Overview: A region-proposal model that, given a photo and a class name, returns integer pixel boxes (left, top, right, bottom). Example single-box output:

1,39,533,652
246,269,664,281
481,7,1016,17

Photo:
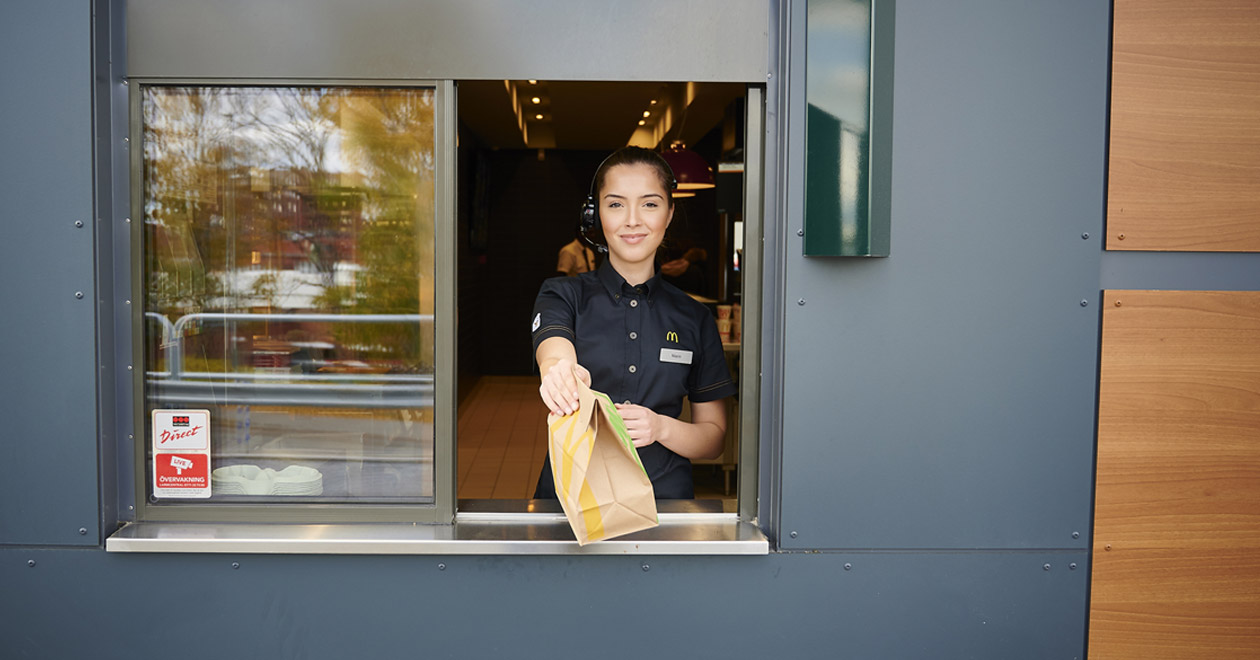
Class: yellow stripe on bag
578,480,604,541
558,415,578,493
563,427,593,501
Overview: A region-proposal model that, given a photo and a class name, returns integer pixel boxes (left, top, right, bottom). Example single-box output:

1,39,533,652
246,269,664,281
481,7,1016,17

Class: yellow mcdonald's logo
666,331,679,343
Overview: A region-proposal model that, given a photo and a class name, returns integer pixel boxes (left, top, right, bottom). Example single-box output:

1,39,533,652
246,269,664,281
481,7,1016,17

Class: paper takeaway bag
548,382,658,545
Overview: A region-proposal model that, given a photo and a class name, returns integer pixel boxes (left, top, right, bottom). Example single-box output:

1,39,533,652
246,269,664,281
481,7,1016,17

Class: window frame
128,78,457,524
111,78,768,553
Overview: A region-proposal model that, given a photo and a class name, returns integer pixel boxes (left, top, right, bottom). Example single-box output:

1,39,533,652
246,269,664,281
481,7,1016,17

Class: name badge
660,348,693,365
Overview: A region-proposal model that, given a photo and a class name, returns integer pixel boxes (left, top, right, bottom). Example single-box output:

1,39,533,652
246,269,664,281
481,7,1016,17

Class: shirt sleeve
687,308,737,403
531,276,578,352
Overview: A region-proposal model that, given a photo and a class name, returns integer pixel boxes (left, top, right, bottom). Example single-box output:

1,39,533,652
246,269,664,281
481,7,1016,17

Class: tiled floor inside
456,376,732,500
457,376,551,500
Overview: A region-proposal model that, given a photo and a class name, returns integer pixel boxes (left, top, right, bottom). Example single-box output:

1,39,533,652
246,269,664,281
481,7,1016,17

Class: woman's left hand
614,403,664,448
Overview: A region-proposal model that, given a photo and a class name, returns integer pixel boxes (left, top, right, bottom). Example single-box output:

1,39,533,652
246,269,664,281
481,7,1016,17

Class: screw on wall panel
1072,531,1080,539
1115,301,1122,307
231,562,240,569
128,434,134,440
797,299,805,306
642,564,650,572
1117,234,1125,240
79,528,87,535
1105,544,1112,551
1081,232,1089,240
122,79,128,85
123,137,129,143
843,563,852,571
125,217,131,223
75,291,84,299
1080,299,1088,307
125,300,131,305
75,220,84,228
127,365,133,371
438,563,446,571
767,72,773,79
128,505,134,511
1069,563,1078,570
1043,563,1052,571
27,560,36,567
789,531,798,538
797,229,804,236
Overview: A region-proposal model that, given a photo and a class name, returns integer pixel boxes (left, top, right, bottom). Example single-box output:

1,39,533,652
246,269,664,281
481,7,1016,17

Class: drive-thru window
104,0,797,552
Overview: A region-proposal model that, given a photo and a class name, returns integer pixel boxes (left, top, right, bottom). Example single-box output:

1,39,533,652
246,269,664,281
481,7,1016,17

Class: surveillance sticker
152,409,212,498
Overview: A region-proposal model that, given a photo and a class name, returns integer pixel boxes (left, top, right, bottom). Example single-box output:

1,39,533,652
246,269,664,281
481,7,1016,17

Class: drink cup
716,318,732,342
716,304,732,320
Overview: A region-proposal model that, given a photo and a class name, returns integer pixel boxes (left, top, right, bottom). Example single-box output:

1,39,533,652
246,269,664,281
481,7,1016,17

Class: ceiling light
535,114,544,120
531,97,541,105
638,120,646,126
650,99,657,105
672,191,696,198
528,80,537,84
643,111,651,118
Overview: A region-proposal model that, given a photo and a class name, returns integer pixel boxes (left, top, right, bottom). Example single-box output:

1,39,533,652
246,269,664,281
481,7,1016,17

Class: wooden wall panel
1091,290,1260,659
1107,0,1260,251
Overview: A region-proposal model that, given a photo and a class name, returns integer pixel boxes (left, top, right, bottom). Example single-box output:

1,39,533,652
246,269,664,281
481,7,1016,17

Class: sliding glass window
138,85,440,514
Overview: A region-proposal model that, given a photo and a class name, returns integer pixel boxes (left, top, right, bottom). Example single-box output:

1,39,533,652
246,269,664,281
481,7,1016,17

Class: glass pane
142,85,436,504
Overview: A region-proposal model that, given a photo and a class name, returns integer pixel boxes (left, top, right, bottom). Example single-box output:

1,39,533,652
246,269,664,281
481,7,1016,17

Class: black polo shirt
530,260,736,499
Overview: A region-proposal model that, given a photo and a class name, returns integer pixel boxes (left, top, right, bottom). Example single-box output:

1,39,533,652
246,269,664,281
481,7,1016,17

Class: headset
577,148,677,254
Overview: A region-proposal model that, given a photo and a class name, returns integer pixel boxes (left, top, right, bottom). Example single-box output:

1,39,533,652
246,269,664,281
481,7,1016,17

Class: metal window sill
106,513,768,555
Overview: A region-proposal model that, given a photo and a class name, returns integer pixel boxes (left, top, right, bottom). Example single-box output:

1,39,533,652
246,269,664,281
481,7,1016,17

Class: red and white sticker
152,409,211,498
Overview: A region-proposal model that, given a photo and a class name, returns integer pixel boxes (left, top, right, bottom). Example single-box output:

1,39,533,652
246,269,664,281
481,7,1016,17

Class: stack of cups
716,304,733,343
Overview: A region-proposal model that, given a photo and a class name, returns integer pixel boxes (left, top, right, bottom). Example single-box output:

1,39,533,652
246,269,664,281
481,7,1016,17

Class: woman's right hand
539,358,591,416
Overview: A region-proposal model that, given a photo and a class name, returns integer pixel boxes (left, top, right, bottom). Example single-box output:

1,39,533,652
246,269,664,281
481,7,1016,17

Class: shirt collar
597,260,659,302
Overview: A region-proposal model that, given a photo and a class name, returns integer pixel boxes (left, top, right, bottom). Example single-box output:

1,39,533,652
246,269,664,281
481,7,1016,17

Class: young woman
530,146,736,499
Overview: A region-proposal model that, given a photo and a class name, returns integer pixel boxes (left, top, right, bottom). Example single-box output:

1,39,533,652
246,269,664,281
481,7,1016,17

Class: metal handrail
167,312,433,377
147,312,436,409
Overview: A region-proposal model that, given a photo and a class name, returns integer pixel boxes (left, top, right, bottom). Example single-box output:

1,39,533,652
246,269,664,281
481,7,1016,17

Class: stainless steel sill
106,501,768,555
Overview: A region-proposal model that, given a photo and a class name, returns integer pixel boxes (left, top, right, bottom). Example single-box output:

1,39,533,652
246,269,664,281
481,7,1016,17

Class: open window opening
453,80,753,514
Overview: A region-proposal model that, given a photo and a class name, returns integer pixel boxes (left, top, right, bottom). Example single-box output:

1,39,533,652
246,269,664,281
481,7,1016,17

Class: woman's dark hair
592,146,677,207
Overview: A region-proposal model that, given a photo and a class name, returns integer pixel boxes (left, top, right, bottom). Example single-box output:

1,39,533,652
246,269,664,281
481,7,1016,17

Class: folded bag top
547,381,659,545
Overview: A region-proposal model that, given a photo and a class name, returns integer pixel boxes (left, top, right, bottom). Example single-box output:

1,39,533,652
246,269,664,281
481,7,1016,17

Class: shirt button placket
625,291,642,403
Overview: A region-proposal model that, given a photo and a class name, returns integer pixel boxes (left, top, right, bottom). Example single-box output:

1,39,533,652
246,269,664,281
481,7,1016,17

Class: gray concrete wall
1,1,1108,658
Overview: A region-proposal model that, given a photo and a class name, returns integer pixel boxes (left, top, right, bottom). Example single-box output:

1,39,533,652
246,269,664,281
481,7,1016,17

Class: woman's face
598,162,674,270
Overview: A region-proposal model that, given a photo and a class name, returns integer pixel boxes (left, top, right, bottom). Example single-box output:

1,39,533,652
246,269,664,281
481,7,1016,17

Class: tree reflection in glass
142,86,436,504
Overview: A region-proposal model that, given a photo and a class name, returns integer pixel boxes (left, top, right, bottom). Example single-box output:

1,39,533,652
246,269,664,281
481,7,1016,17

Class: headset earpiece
578,194,605,253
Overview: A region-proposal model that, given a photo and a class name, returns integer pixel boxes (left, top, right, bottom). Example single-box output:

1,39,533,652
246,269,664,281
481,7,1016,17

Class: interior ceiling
458,80,745,151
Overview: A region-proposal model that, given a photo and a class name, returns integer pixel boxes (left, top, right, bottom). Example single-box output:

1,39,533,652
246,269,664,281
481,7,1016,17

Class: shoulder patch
531,312,541,332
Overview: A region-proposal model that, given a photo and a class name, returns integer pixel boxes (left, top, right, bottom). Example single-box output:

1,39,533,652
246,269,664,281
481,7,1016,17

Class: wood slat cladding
1091,290,1260,659
1107,0,1260,251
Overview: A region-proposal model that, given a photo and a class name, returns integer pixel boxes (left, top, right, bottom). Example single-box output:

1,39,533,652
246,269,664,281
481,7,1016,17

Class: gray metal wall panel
0,0,100,546
0,548,1088,660
1101,251,1260,291
126,0,770,83
777,0,1109,550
